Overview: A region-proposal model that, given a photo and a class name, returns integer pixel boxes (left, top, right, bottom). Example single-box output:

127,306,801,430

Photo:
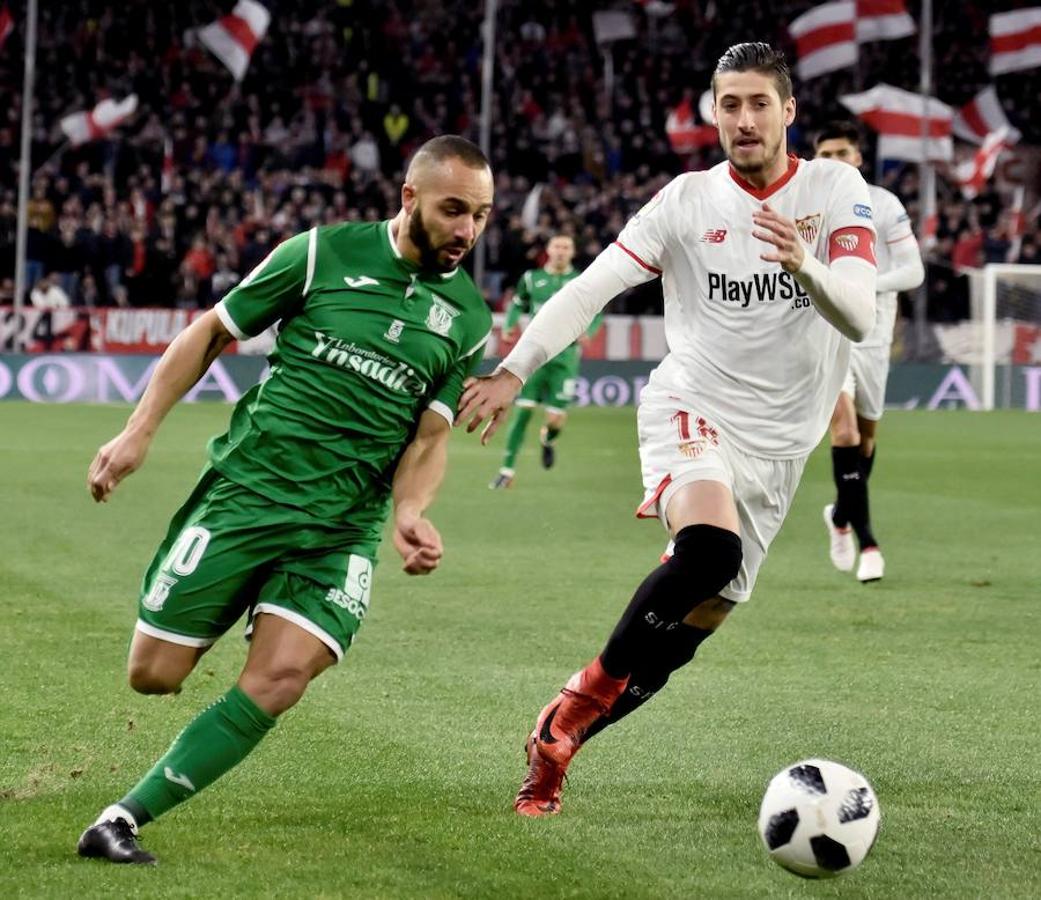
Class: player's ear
401,182,418,215
783,97,796,128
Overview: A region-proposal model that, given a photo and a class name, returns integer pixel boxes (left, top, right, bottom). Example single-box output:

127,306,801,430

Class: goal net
941,264,1041,409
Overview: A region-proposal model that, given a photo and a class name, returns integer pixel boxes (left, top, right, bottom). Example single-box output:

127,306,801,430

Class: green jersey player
77,136,494,865
490,234,603,489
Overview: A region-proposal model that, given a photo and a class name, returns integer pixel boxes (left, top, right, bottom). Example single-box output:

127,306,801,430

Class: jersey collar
384,219,460,279
728,154,800,201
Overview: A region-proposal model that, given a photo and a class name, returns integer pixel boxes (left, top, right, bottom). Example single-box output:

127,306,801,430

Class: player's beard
727,131,784,177
409,206,470,273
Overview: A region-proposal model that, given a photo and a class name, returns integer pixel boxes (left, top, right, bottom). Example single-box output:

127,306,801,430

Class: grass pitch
1,402,1039,899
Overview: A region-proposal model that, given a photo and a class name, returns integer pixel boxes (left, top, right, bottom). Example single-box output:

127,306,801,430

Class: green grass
1,402,1039,898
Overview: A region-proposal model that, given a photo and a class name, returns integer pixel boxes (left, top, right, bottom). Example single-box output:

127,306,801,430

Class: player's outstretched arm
87,310,235,503
391,410,450,575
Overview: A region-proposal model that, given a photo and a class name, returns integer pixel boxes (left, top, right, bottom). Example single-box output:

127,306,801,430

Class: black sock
599,524,742,679
543,425,560,445
583,624,713,742
831,446,862,529
860,447,876,481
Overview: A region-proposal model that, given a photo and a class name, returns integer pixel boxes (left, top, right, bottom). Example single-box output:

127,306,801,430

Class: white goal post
964,264,1041,410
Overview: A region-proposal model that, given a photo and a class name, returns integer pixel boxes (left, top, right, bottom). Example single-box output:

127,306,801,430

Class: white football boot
823,504,856,572
856,547,885,583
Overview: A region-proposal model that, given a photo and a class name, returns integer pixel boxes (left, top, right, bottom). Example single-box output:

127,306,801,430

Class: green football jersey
210,220,491,525
505,267,602,352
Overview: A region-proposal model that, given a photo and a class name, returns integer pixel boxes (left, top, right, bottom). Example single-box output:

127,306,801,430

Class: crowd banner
0,354,1038,410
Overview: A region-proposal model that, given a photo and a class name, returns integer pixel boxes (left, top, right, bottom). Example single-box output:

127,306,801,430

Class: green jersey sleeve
428,333,490,424
216,229,313,339
586,312,604,339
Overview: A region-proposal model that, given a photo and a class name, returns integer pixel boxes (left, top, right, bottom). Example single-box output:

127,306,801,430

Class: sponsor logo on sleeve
854,204,872,219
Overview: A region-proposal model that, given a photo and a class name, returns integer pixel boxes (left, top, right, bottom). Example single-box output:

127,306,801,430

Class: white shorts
842,342,891,422
635,393,807,603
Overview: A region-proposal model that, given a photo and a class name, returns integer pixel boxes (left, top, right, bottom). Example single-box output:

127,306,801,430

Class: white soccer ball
757,758,880,879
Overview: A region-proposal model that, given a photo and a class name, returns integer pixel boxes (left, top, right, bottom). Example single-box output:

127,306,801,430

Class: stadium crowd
0,0,1038,324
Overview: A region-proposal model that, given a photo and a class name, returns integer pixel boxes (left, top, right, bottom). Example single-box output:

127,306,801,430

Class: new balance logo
345,275,380,288
164,767,196,792
700,229,727,243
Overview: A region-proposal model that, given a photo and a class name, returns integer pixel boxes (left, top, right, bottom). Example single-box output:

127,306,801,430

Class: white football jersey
862,183,915,349
607,156,876,459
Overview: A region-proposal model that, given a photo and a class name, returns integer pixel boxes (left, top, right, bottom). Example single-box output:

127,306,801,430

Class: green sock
121,685,276,823
502,406,533,469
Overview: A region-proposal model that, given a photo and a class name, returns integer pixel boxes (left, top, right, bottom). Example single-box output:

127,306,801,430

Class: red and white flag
665,95,716,153
856,0,915,42
199,0,270,82
840,83,953,161
789,1,857,80
59,95,139,146
990,7,1041,75
954,127,1011,200
953,87,1021,146
0,5,13,53
789,1,915,80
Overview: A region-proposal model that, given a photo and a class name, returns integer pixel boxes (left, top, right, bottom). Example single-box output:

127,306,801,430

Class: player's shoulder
866,183,909,218
801,157,868,190
317,219,384,245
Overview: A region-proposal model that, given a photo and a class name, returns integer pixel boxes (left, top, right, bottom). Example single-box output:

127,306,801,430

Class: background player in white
457,43,878,817
815,121,925,583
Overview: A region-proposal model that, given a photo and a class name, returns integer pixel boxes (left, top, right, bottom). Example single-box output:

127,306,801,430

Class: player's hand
455,369,523,445
393,510,444,575
753,203,805,273
87,428,151,503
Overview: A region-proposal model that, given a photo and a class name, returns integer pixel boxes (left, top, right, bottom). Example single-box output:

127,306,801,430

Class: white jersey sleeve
874,188,923,295
607,176,692,277
793,164,877,341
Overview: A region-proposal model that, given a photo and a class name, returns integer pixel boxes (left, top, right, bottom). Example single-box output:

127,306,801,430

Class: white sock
93,803,138,834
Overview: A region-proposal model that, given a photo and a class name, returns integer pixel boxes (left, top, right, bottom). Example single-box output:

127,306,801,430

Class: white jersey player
815,121,924,584
458,43,878,818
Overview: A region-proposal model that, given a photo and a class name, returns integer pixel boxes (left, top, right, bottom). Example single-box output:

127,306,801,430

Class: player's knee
832,421,860,447
239,665,312,716
127,659,184,695
667,524,743,599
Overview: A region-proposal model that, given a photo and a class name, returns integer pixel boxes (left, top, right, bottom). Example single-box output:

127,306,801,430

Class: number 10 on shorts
143,526,212,612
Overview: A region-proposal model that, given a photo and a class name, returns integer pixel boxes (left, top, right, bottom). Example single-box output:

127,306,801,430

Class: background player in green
76,136,494,865
490,234,602,489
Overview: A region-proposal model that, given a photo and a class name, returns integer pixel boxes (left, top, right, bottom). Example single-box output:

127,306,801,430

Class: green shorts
516,348,580,412
136,468,380,662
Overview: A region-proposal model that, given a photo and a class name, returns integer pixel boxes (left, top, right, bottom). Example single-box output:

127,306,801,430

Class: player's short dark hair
411,135,490,172
814,120,862,150
712,42,792,101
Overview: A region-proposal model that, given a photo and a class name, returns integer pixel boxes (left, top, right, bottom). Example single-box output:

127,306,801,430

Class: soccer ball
757,758,880,879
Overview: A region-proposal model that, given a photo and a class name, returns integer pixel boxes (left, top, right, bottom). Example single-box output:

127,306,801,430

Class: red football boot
514,657,628,816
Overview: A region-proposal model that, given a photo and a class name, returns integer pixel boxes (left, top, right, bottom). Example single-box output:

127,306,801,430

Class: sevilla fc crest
795,213,821,243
